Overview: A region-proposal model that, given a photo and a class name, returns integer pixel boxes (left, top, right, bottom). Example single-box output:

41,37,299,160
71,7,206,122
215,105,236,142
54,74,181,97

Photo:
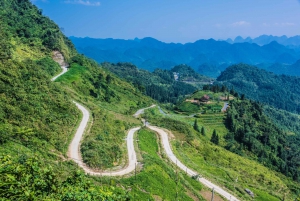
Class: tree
193,119,200,132
211,129,219,145
201,126,206,136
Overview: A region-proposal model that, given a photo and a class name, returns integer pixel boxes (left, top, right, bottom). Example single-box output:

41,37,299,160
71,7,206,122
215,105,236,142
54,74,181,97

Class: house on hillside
200,95,210,102
173,72,179,81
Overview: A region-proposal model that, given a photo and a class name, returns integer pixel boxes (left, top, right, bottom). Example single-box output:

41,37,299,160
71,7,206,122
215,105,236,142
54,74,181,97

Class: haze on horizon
32,0,300,43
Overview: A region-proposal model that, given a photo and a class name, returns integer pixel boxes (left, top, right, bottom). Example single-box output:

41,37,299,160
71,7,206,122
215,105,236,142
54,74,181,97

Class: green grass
177,101,200,113
252,189,281,201
172,135,296,200
142,105,300,200
120,128,205,201
146,106,228,141
55,63,87,83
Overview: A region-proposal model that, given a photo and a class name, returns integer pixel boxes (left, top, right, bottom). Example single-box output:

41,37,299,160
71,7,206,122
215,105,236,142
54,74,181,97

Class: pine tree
201,126,206,136
211,129,219,145
193,119,200,132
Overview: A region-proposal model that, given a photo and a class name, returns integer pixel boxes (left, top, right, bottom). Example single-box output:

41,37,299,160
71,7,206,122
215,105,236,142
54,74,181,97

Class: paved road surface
67,103,141,176
51,63,239,200
133,104,156,117
147,125,240,201
51,65,68,81
221,102,229,112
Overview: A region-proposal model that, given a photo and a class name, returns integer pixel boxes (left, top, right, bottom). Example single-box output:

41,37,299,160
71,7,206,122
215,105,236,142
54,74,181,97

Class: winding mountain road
51,65,68,81
51,56,239,200
147,126,240,201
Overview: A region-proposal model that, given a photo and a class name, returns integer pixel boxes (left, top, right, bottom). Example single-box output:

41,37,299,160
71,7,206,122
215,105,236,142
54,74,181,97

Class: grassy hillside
143,107,300,200
0,0,151,199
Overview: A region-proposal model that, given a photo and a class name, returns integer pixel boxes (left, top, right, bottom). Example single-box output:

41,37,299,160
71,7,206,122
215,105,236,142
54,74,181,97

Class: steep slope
217,63,300,113
0,0,150,199
2,2,215,200
143,106,300,200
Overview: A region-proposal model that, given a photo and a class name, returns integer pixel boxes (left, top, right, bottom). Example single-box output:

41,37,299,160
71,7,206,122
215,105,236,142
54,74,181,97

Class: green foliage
0,155,129,200
170,64,210,82
201,126,206,136
144,109,196,143
81,109,138,169
0,0,76,60
225,99,300,181
121,128,203,201
193,119,200,132
217,63,300,113
0,0,150,199
57,56,152,114
0,23,13,61
103,62,200,103
210,129,219,145
172,132,299,200
55,63,87,83
264,106,300,134
0,58,79,152
176,101,200,114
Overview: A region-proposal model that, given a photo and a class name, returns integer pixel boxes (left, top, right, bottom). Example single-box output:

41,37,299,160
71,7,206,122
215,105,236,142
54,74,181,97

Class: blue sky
32,0,300,43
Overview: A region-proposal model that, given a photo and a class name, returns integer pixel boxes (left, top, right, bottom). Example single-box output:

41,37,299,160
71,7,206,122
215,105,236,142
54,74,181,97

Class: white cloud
262,22,296,27
279,22,295,26
230,21,250,27
64,0,100,6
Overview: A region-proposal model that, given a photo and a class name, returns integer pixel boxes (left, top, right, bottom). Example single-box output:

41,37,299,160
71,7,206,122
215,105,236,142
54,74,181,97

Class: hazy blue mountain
256,59,300,76
227,35,300,48
70,36,300,77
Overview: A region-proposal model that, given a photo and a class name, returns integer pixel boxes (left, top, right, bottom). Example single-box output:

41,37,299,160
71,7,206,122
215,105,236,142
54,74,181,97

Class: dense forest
225,99,300,182
217,63,300,113
103,62,207,103
201,84,300,182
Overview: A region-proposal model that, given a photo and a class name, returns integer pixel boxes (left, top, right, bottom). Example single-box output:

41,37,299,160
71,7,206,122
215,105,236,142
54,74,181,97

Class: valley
1,0,300,201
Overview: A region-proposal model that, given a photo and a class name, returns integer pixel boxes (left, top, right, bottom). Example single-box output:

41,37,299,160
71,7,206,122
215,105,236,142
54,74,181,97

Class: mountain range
70,36,300,77
225,35,300,48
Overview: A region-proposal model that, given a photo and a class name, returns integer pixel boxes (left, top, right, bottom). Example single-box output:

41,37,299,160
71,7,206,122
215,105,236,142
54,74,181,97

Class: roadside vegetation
143,95,300,200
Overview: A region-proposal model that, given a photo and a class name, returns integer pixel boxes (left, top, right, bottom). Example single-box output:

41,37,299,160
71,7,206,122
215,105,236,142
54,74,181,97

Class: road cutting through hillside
147,125,240,201
51,57,239,200
67,101,240,200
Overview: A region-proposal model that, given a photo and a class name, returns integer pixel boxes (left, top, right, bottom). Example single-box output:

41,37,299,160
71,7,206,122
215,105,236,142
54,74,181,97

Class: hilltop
217,63,300,113
103,62,211,103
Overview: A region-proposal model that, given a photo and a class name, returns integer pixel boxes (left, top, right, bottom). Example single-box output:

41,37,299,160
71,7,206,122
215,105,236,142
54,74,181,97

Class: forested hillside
225,99,300,182
217,63,300,113
103,62,210,103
